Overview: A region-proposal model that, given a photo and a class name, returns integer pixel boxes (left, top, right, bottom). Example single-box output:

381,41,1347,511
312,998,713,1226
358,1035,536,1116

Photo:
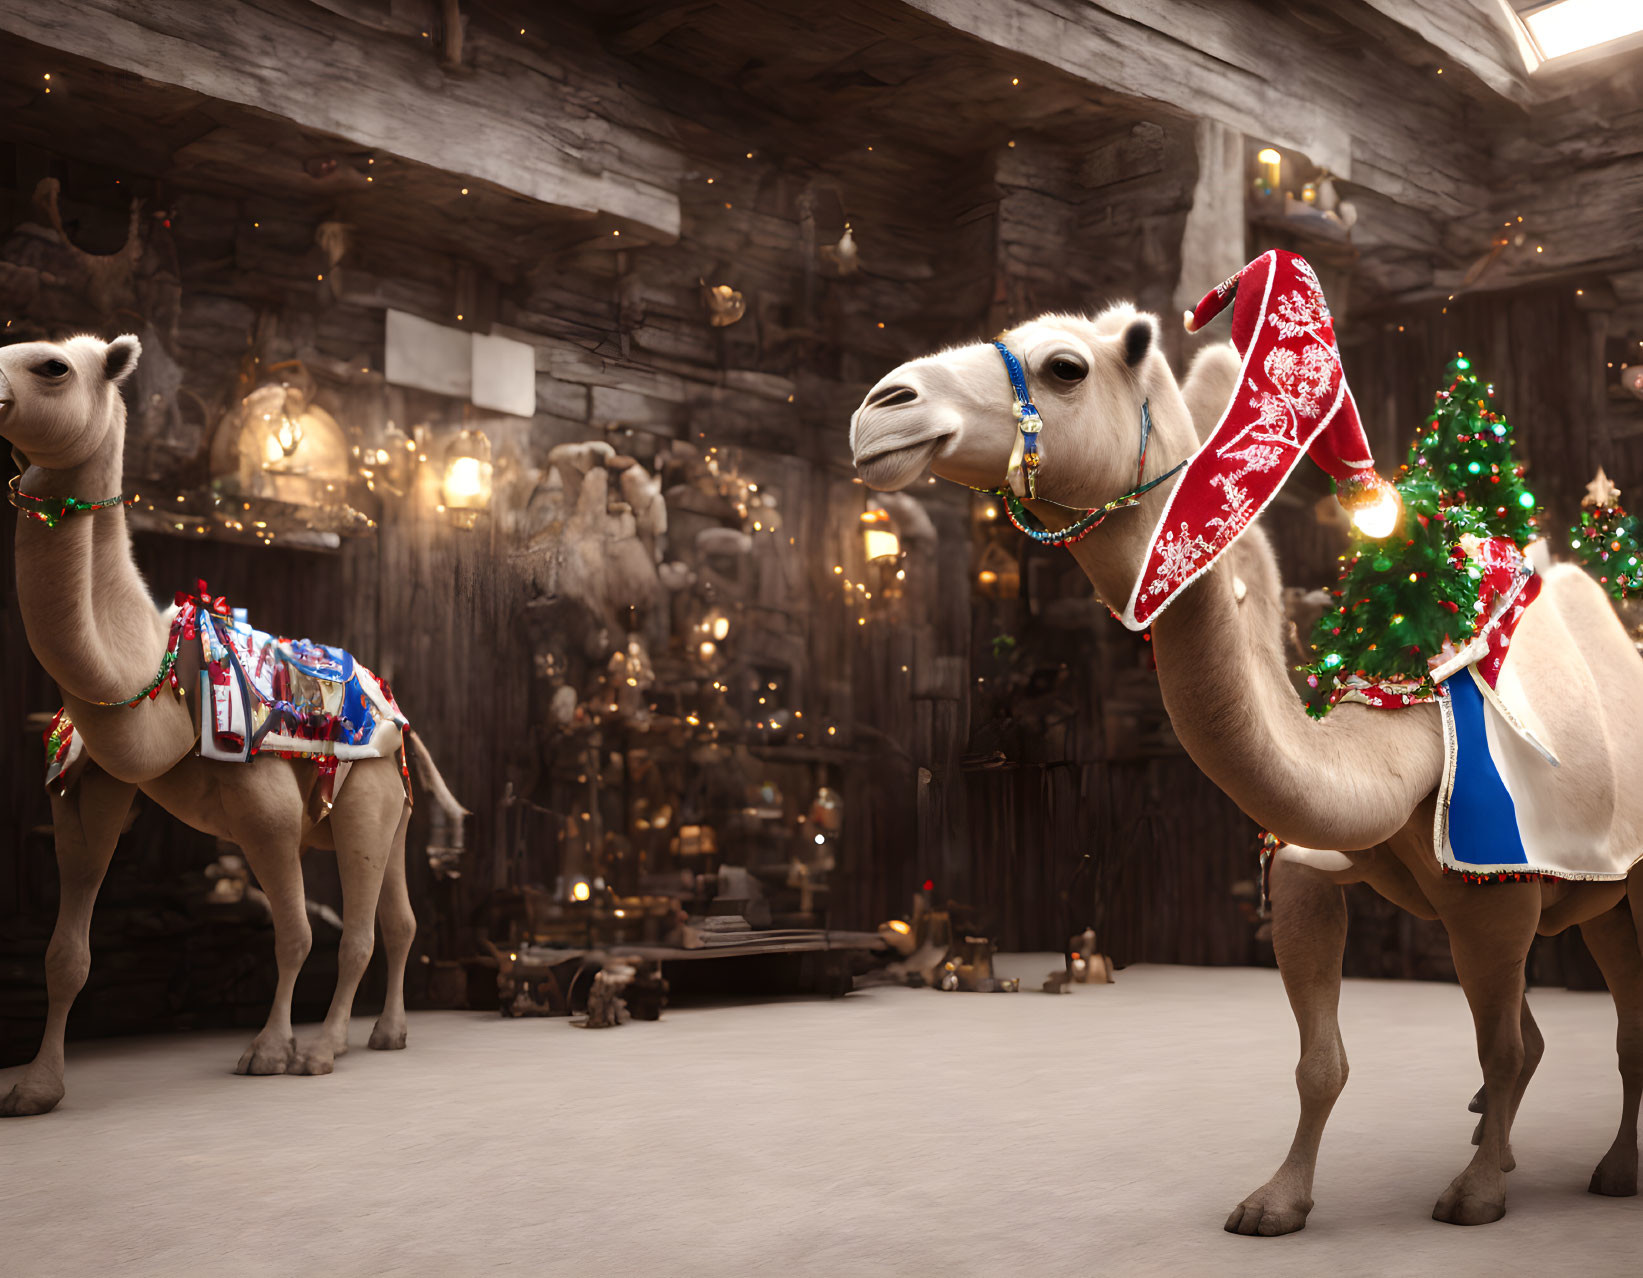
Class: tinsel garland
1301,356,1539,717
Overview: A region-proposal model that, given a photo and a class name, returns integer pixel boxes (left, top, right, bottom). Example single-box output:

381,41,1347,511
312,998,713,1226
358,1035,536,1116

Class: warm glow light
711,615,730,641
572,881,591,902
445,457,487,503
1256,147,1282,188
441,428,493,521
887,919,911,934
863,528,900,560
1351,487,1403,539
1524,0,1643,61
698,640,717,660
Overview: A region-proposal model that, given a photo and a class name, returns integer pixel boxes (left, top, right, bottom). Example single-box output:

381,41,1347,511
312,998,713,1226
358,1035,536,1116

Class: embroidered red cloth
1124,250,1379,629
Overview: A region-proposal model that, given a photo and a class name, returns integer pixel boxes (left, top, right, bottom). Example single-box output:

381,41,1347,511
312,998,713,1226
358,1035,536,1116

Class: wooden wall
5,0,1636,1066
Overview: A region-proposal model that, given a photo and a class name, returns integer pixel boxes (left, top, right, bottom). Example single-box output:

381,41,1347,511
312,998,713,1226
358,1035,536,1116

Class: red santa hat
1120,249,1397,630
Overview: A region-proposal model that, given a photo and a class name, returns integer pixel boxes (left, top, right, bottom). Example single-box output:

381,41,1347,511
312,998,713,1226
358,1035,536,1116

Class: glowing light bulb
1350,486,1401,539
572,881,591,902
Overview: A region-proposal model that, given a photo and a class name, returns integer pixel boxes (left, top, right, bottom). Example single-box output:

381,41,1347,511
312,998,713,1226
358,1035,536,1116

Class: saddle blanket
42,584,407,799
191,589,406,765
1310,540,1626,882
1435,666,1622,881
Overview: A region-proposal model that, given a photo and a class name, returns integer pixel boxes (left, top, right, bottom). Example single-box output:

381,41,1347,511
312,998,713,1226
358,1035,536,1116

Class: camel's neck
13,423,169,704
1066,514,1442,850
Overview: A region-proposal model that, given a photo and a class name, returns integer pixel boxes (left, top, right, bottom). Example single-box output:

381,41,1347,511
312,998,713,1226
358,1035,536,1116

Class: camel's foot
1432,1162,1507,1225
1589,1143,1638,1197
234,1030,296,1076
368,1016,408,1051
0,1065,65,1117
1224,1178,1313,1237
290,1034,346,1077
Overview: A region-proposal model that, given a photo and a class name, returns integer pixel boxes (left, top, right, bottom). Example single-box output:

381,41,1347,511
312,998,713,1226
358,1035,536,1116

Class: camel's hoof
1433,1175,1506,1226
1589,1149,1638,1197
368,1021,407,1051
234,1032,296,1076
289,1045,336,1077
0,1073,65,1117
1224,1188,1311,1236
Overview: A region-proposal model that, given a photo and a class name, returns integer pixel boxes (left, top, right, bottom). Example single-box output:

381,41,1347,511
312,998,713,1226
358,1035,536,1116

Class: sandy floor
2,960,1639,1277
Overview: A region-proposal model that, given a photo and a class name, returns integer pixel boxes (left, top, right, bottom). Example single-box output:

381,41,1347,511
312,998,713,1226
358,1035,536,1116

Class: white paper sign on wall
471,331,537,419
385,309,471,400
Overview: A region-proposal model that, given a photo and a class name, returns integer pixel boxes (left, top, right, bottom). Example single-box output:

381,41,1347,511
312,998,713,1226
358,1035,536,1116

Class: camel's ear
104,334,141,385
1122,317,1154,368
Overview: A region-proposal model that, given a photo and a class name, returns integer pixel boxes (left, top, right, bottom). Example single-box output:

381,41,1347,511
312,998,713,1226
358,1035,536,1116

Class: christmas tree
1301,355,1539,716
1568,467,1643,600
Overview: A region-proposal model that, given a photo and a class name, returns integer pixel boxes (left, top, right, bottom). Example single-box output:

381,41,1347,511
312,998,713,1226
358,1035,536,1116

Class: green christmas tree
1301,355,1539,716
1568,468,1643,600
1416,356,1538,545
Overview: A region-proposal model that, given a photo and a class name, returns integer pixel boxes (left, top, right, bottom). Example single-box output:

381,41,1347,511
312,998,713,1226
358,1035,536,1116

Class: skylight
1520,0,1643,62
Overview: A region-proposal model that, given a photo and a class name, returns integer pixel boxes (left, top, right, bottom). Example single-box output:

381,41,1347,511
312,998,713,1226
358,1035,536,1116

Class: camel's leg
232,813,312,1077
1468,993,1543,1168
368,806,415,1052
1225,856,1347,1237
1,768,135,1117
1432,884,1539,1225
292,765,401,1075
1580,903,1643,1197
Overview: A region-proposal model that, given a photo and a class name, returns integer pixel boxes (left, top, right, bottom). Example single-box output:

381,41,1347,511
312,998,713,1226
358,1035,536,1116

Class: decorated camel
0,333,465,1117
849,254,1643,1231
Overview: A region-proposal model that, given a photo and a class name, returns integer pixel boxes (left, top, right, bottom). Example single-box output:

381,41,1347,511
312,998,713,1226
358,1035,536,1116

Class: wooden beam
1355,0,1534,105
1174,119,1245,333
899,0,1491,211
0,0,682,240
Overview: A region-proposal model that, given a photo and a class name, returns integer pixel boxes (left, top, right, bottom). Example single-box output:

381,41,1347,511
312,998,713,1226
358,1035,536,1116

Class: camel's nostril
867,384,918,409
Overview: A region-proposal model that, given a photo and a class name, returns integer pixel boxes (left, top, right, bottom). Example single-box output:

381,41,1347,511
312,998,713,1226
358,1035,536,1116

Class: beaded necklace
8,473,134,529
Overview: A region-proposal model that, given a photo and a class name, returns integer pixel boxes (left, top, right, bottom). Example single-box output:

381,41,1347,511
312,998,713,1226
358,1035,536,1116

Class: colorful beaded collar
8,473,133,529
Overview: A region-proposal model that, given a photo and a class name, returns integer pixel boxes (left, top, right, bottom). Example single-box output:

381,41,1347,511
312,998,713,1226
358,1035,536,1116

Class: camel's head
0,334,141,470
850,306,1194,511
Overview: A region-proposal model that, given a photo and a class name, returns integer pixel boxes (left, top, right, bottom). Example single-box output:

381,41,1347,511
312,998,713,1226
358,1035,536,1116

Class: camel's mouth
853,434,948,491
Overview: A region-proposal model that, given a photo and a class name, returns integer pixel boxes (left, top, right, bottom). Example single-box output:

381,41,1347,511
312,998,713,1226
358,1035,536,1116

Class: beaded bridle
979,339,1185,547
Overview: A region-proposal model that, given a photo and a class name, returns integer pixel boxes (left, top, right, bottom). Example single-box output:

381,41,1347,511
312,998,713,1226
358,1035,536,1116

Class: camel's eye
32,359,70,380
1048,355,1087,383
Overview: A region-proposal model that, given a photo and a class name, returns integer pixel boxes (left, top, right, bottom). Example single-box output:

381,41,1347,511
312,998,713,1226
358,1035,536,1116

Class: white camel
0,334,462,1116
850,306,1643,1230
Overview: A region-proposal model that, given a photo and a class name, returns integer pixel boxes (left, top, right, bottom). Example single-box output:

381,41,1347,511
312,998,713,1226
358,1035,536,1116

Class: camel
0,333,462,1117
849,306,1643,1231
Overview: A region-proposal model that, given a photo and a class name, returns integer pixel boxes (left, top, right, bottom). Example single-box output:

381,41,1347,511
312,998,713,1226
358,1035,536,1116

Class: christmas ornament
1122,250,1395,630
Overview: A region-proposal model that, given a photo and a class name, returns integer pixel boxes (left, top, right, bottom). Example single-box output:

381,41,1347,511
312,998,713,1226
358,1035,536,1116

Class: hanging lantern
704,283,746,327
211,377,351,509
442,427,493,527
861,507,900,561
